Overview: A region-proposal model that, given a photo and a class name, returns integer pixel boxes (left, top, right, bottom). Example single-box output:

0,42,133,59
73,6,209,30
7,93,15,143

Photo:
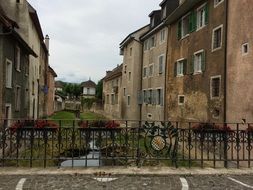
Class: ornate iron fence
0,119,252,168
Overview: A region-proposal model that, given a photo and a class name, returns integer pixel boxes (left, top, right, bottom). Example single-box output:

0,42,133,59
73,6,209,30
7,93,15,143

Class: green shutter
205,3,209,25
201,50,206,72
183,59,187,75
177,20,182,40
190,11,197,32
174,62,177,77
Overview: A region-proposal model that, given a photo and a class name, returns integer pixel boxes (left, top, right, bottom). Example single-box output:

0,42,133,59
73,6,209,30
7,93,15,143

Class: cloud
27,0,160,83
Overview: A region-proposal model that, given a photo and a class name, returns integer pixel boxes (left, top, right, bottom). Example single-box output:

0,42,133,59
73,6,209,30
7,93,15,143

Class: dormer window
162,7,167,19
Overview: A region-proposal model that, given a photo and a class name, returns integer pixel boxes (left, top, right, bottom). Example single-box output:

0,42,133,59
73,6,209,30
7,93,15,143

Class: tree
96,79,103,100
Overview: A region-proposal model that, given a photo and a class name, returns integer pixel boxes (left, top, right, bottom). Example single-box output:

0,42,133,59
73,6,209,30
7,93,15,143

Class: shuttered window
159,55,165,74
193,50,206,73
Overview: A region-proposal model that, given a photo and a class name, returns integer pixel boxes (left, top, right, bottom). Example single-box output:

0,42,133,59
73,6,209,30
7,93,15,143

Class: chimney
45,34,50,51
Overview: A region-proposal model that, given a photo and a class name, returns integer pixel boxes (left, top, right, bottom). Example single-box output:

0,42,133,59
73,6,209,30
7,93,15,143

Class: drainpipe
224,0,229,123
164,25,170,122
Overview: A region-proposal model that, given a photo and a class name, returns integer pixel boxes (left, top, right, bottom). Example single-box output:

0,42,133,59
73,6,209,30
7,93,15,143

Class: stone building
103,64,122,119
140,0,179,121
165,0,253,123
119,25,149,121
55,81,64,92
47,66,57,116
81,80,96,98
0,6,36,124
0,0,50,119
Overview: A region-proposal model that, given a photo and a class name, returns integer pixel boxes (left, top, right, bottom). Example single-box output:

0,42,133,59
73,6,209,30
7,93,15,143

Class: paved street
0,174,253,190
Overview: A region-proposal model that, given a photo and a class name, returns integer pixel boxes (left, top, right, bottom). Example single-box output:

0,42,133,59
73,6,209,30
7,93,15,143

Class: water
61,140,103,167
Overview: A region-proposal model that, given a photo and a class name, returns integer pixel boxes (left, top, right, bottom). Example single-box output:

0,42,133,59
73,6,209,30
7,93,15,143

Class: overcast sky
27,0,160,83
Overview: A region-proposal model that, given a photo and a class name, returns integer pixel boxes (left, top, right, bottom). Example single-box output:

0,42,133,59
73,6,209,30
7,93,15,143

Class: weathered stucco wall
47,71,55,116
141,26,168,121
167,0,226,123
226,0,253,123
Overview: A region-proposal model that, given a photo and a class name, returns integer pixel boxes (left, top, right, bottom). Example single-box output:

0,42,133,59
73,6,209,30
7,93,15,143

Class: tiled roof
104,64,123,82
81,80,96,88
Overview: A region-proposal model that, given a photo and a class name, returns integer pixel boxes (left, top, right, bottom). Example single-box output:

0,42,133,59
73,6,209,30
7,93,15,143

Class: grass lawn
48,111,76,126
80,111,106,120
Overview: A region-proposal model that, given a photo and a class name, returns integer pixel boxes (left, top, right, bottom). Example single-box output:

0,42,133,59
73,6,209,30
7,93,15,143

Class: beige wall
226,0,253,123
141,26,167,121
103,76,122,119
121,26,149,121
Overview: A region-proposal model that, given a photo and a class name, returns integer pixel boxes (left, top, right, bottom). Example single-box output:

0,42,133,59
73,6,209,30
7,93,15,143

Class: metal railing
0,119,252,168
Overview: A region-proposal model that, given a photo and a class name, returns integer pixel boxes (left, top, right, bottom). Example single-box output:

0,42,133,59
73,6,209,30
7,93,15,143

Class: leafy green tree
96,79,103,100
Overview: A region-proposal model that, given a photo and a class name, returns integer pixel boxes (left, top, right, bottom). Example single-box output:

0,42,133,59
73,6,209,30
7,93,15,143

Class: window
148,90,152,104
212,25,223,51
127,96,130,106
123,88,126,96
32,81,35,95
149,65,153,76
160,29,166,43
143,67,147,77
124,65,127,74
106,94,109,104
157,89,163,106
25,56,29,76
6,59,12,88
143,90,147,104
15,86,21,111
178,95,185,105
214,0,224,7
158,55,165,74
162,6,166,19
111,94,115,105
197,4,207,30
175,59,187,77
130,48,132,56
211,76,221,99
194,50,205,73
149,36,155,48
15,46,21,71
115,94,118,104
25,89,29,109
16,0,20,3
128,72,131,81
178,14,190,39
242,43,249,55
5,104,11,127
151,17,155,27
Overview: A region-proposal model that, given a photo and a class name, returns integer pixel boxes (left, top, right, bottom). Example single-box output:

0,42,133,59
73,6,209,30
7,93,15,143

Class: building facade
119,25,149,121
0,6,36,124
81,80,96,98
103,64,122,119
47,66,57,116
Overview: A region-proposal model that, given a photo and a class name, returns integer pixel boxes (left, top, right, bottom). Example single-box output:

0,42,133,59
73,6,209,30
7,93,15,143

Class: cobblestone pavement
0,174,253,190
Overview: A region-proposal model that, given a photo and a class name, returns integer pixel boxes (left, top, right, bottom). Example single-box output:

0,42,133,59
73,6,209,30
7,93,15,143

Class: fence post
136,121,141,168
223,124,228,168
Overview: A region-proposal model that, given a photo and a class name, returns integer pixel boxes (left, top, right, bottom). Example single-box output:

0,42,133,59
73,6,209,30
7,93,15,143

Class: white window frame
160,29,166,43
212,25,223,52
156,88,164,106
158,54,165,74
214,0,224,8
149,64,154,77
242,43,249,56
178,95,185,105
176,58,185,77
149,36,156,49
181,13,190,38
144,40,149,51
194,49,204,74
5,59,13,88
210,75,221,99
196,3,207,31
162,6,167,19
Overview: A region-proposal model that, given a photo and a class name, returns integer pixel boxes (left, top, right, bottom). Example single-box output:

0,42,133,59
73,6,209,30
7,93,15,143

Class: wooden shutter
201,50,206,72
177,20,182,40
205,3,209,25
189,11,197,32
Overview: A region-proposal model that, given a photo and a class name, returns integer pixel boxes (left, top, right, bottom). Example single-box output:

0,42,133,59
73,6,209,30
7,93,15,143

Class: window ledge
180,34,189,40
193,72,203,75
196,25,206,32
212,46,222,52
176,74,184,77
